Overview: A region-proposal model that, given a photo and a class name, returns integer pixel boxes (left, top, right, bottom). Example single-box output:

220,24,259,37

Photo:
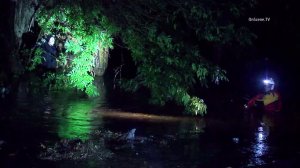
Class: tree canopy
98,0,256,115
31,0,256,115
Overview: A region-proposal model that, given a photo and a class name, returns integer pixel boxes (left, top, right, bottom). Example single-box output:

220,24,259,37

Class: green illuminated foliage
28,0,254,115
100,0,255,115
28,48,44,71
33,1,118,96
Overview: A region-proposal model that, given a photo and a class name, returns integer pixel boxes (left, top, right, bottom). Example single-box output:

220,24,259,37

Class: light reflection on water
250,124,269,165
55,100,94,141
1,79,299,168
39,90,206,141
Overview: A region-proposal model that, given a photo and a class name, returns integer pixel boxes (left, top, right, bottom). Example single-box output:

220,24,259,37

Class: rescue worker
41,35,57,70
245,78,282,112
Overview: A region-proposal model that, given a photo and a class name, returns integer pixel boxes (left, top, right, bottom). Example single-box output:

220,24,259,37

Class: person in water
41,35,57,70
245,78,282,112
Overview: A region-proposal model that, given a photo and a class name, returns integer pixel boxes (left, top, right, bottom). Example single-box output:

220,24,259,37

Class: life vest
263,92,279,106
247,91,282,112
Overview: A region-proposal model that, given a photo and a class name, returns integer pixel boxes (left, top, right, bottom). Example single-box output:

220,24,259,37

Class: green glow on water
52,81,106,141
57,100,95,141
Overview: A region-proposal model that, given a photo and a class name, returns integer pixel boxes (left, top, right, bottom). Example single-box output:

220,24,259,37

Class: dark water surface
0,79,299,168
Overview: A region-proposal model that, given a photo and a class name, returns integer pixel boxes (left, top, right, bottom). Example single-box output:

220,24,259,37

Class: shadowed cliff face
1,0,38,82
13,0,36,49
0,1,14,84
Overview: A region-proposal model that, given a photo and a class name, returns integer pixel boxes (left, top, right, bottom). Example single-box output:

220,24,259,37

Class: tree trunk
93,43,109,76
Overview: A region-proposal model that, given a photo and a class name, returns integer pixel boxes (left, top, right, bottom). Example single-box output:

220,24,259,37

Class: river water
0,77,299,168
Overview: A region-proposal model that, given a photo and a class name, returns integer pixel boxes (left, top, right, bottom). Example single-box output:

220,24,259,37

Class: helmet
263,78,275,92
48,36,55,46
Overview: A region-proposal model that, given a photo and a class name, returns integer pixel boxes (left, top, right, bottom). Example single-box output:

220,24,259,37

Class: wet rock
0,140,5,146
39,138,113,161
163,134,176,141
103,129,145,145
159,139,168,146
9,153,16,157
126,128,136,140
246,163,255,167
40,129,179,161
232,137,239,144
0,140,5,150
59,138,83,151
1,87,10,98
117,128,137,142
